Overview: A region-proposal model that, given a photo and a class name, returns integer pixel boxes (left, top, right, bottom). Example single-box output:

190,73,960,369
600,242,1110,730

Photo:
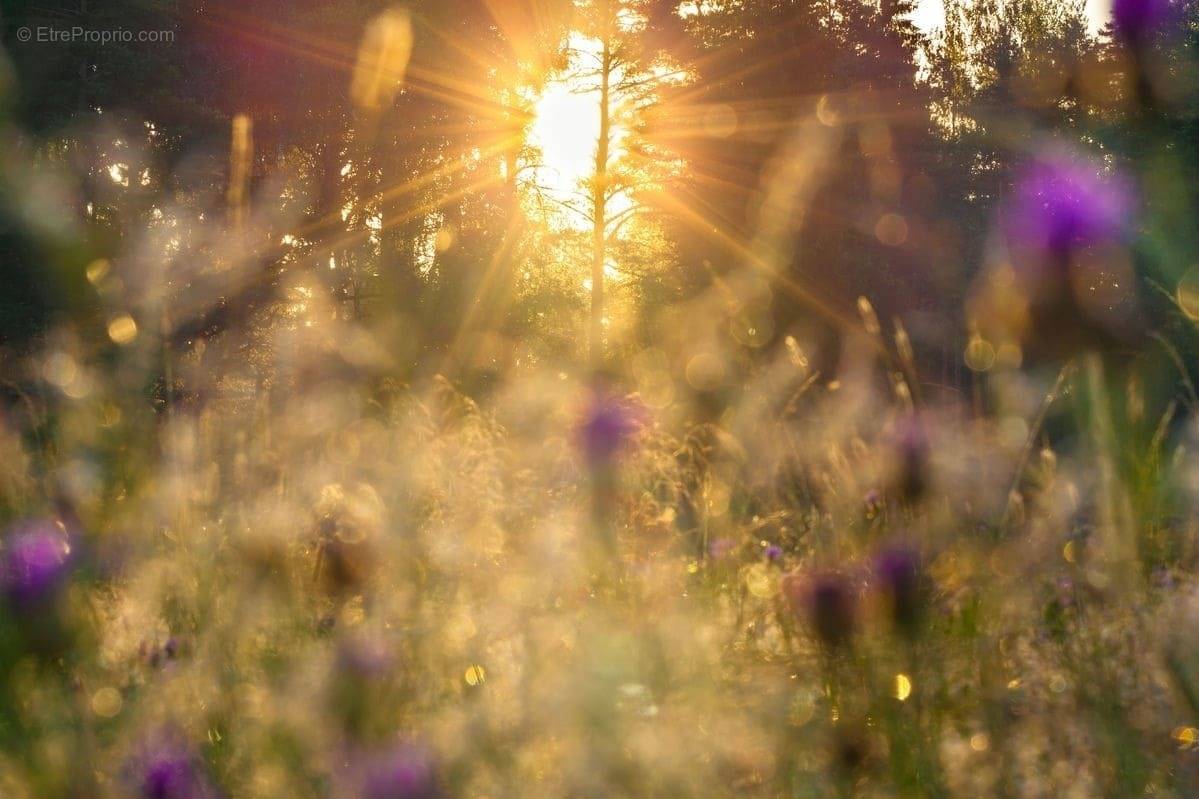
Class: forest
1,0,1199,795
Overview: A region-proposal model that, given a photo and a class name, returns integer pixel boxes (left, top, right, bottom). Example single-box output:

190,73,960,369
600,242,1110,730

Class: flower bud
999,154,1139,357
786,572,856,649
341,742,440,799
129,731,218,799
887,416,930,503
874,546,925,637
1112,0,1173,45
1,519,74,609
577,390,640,466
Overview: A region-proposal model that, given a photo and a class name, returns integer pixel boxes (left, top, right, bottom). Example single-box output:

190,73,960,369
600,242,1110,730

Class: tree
572,0,662,368
646,0,943,376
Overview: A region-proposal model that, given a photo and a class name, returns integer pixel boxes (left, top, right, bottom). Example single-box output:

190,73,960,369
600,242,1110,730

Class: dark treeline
2,0,1198,398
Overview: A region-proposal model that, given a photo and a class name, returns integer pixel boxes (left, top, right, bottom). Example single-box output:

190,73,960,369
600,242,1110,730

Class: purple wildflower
1007,156,1132,265
1112,0,1173,43
889,416,930,502
577,390,640,466
1002,153,1138,355
337,634,395,680
875,547,924,636
1055,576,1077,607
786,572,855,649
708,537,736,560
145,637,183,669
1,519,73,607
764,544,783,562
132,734,217,799
1151,566,1175,590
343,742,440,799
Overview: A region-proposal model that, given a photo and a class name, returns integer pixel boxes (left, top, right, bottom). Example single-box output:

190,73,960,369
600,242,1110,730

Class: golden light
964,333,995,372
526,35,630,227
894,673,912,701
529,80,596,198
351,7,414,114
1177,266,1199,320
85,258,111,284
108,163,130,186
107,314,139,345
90,686,123,718
1173,726,1198,749
464,664,486,686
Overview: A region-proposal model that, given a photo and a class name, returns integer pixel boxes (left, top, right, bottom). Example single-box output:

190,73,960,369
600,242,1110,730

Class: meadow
2,0,1199,796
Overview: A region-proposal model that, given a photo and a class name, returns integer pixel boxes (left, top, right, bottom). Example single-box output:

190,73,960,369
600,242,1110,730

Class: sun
528,80,599,202
525,35,629,228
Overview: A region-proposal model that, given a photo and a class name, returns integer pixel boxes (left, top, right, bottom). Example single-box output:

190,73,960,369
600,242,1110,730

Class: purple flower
342,742,440,799
875,547,925,636
577,390,641,466
1151,565,1175,590
145,637,184,669
132,735,217,799
1112,0,1173,43
889,416,930,502
1,519,73,607
1055,576,1077,607
707,537,736,560
785,572,855,649
337,635,395,680
1001,153,1139,355
764,544,783,562
1007,156,1133,265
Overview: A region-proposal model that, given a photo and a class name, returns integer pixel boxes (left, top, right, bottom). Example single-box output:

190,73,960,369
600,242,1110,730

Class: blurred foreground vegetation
3,0,1199,796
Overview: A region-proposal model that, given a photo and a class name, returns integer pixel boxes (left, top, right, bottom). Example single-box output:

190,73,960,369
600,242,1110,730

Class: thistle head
874,546,925,637
999,153,1138,355
336,634,395,681
887,415,931,502
577,387,641,466
1007,155,1133,277
785,572,856,649
1112,0,1174,44
1,519,74,608
131,732,217,799
342,742,440,799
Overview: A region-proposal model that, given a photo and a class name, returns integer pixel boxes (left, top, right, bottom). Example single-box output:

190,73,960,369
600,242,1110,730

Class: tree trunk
590,35,612,370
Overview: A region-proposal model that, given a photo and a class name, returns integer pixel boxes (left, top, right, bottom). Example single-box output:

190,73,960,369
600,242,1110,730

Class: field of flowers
5,231,1199,797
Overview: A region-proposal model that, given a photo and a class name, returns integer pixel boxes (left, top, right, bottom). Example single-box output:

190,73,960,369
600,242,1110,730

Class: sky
911,0,1113,32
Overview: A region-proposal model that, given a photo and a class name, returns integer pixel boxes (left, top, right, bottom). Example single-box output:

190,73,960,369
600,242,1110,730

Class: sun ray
649,182,868,338
199,6,533,127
